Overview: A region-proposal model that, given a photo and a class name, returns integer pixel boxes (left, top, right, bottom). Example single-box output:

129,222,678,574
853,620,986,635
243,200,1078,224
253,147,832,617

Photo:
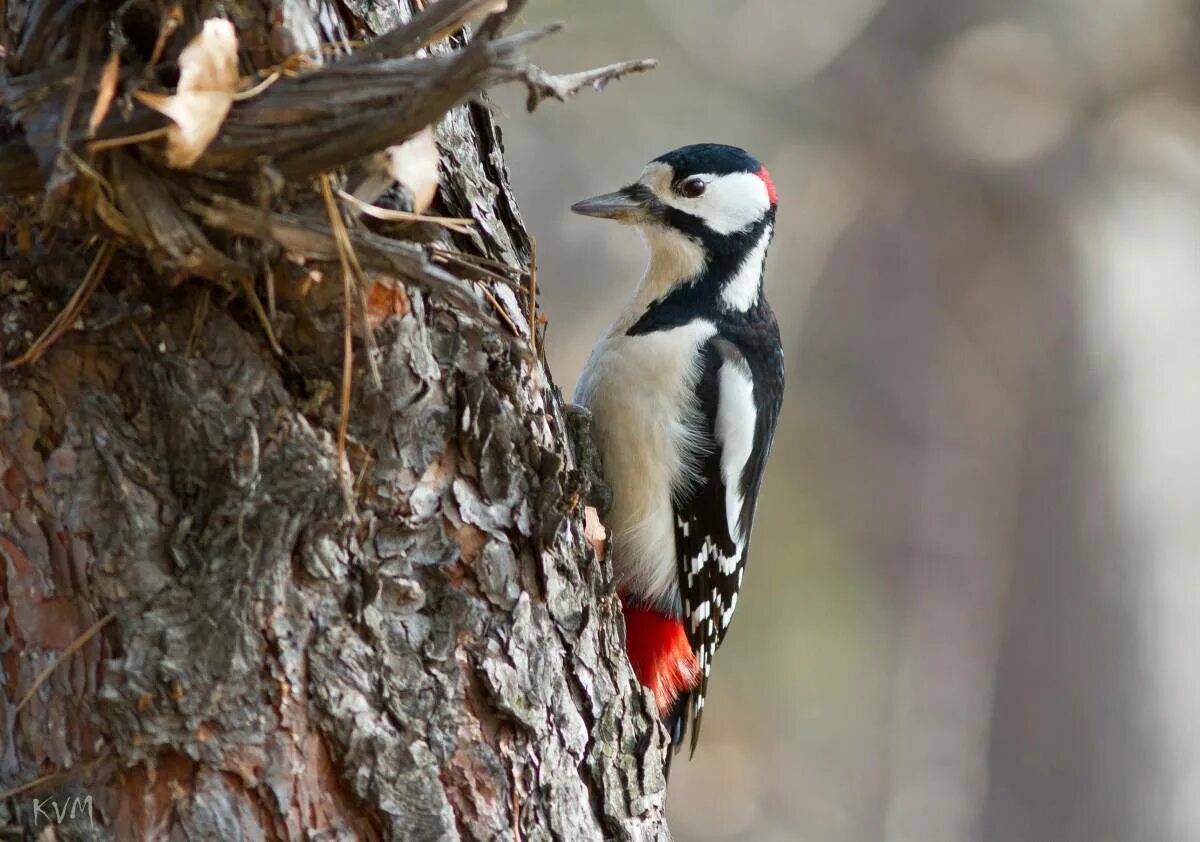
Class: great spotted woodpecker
572,144,784,759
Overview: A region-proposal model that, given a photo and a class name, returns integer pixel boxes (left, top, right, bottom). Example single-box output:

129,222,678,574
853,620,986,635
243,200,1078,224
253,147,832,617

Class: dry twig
87,127,170,153
4,241,115,369
145,3,183,75
234,70,283,102
263,256,277,322
240,276,283,356
87,50,121,136
57,4,97,147
528,236,539,356
350,0,509,62
479,283,522,338
521,58,658,111
0,753,111,803
431,248,520,289
319,174,358,494
188,285,212,356
190,197,487,317
336,189,475,234
14,612,116,715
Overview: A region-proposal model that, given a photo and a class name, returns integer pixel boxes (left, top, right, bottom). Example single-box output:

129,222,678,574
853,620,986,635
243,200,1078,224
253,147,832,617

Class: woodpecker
572,143,784,759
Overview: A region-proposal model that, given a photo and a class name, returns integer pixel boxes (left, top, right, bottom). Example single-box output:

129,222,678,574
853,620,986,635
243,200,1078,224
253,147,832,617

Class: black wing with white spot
673,323,784,754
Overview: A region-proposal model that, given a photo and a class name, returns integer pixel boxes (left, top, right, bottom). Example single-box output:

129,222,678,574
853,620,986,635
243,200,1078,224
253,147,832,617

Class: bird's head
571,144,777,311
572,143,776,237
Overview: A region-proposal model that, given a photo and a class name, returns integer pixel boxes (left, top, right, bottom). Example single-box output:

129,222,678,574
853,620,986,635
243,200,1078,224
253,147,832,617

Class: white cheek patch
690,172,772,234
643,169,771,235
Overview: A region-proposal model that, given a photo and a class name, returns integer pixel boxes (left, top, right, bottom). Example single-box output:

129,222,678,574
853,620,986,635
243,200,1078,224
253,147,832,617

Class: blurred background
491,1,1200,840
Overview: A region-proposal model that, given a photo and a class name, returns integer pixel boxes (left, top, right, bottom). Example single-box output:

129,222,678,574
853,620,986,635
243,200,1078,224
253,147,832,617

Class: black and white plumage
571,144,784,758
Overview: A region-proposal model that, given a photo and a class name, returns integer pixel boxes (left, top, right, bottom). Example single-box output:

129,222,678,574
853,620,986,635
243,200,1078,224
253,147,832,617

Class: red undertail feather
621,600,701,716
756,165,778,206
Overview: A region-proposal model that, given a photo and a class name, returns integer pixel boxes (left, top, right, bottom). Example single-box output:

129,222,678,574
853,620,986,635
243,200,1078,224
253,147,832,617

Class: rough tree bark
0,1,669,839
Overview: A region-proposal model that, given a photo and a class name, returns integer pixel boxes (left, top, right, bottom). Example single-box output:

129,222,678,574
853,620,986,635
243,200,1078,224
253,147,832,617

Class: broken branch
520,58,658,111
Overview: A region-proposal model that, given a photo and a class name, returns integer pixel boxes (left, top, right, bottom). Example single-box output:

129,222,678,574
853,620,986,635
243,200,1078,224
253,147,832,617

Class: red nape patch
622,601,700,716
756,165,778,206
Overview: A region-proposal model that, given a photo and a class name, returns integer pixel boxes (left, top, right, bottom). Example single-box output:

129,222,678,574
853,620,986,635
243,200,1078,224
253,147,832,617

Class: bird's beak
571,185,655,223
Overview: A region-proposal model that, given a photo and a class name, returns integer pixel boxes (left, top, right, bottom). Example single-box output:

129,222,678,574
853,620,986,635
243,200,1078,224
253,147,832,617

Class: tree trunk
0,2,668,839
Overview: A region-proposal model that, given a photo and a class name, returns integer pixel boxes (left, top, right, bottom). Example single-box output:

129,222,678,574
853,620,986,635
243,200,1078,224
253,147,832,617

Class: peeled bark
0,2,669,839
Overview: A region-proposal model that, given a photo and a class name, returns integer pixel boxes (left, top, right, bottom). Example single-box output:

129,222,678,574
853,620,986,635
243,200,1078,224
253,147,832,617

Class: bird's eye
679,177,707,198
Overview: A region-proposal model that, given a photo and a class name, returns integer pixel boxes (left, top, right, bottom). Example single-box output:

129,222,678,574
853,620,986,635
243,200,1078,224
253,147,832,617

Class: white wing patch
714,359,757,546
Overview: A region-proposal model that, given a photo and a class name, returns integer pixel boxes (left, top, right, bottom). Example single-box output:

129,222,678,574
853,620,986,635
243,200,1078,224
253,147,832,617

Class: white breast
575,318,716,609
